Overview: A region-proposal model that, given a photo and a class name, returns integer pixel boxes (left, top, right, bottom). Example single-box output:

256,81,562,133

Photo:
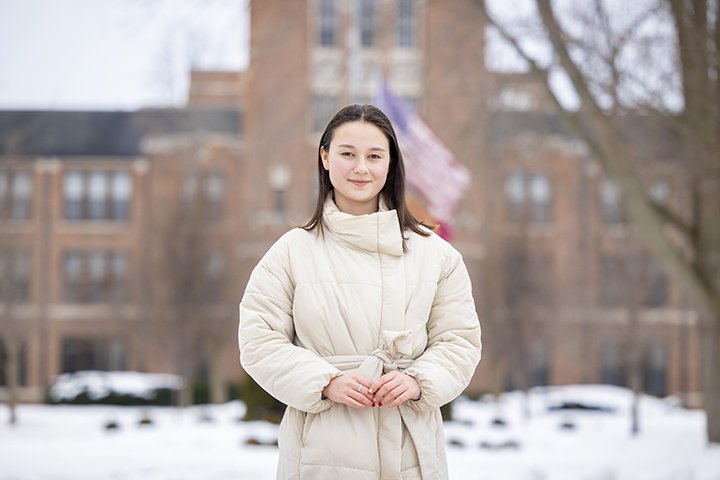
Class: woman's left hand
369,371,421,408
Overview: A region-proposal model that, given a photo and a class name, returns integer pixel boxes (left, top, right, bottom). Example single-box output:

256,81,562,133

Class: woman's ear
320,146,330,171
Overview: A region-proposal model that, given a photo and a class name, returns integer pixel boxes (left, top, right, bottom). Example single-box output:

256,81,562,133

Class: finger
376,376,402,398
351,376,375,395
345,396,368,409
350,390,373,406
347,382,372,403
350,380,375,401
371,371,400,390
382,383,405,404
369,377,389,395
344,384,370,406
383,380,414,407
387,389,415,408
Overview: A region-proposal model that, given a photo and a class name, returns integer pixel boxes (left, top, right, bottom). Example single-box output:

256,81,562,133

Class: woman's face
321,121,391,216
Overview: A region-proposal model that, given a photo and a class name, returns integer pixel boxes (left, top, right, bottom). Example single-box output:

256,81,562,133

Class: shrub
104,420,120,431
48,371,182,406
238,376,286,424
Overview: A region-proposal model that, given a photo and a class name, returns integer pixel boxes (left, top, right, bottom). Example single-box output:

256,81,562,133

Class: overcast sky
0,0,249,110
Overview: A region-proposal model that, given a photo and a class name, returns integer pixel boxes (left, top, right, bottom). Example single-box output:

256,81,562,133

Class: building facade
0,109,245,401
0,0,703,405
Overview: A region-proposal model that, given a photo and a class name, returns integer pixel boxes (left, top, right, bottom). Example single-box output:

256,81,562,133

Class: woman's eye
341,151,354,157
369,154,381,160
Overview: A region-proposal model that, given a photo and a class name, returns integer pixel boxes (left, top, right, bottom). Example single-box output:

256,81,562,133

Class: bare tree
477,0,720,443
0,161,32,427
148,154,238,408
1,116,43,426
490,154,558,419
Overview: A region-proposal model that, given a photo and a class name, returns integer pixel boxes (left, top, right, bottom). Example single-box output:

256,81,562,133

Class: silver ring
356,384,363,392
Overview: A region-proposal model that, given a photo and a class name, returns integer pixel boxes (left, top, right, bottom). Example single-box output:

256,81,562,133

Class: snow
49,371,183,402
2,385,719,479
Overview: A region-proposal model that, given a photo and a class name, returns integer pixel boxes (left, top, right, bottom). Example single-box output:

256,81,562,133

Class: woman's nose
353,158,370,173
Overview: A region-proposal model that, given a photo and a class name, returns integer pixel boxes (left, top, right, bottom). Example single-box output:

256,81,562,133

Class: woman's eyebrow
336,143,386,152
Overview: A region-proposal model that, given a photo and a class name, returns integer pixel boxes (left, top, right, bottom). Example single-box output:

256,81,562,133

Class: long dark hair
302,104,431,250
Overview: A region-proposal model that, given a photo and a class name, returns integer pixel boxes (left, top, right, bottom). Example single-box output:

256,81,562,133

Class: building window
643,260,668,307
63,170,132,221
63,250,128,303
359,0,376,47
313,95,338,133
204,172,225,221
649,180,669,204
203,252,225,303
529,174,551,223
61,337,127,372
599,254,668,308
63,171,83,219
530,342,549,387
0,337,28,386
0,170,32,220
269,165,290,219
112,171,133,219
504,171,552,223
397,0,417,47
504,172,525,221
503,247,554,307
600,178,624,224
318,0,337,47
0,252,30,302
183,171,226,222
599,254,627,306
643,344,667,396
600,342,626,387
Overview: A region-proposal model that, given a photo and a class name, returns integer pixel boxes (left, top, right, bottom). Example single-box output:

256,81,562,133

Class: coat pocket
299,405,378,470
300,411,317,447
278,407,304,456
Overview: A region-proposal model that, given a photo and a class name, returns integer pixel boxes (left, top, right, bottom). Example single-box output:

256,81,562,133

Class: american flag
374,81,470,227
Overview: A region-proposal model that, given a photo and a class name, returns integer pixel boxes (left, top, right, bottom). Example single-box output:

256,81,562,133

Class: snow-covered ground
2,385,719,480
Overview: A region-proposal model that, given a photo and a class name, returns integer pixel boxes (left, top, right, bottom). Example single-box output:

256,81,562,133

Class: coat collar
322,194,404,257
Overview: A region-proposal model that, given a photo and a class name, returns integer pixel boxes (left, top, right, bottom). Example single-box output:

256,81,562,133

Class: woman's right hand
322,373,375,409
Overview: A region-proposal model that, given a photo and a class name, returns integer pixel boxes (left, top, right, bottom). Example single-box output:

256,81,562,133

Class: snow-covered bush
48,371,183,406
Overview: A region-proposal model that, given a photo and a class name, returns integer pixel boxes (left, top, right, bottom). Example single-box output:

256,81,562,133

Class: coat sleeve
238,234,342,414
403,246,482,412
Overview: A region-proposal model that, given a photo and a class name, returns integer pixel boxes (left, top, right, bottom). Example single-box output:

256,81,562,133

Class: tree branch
650,199,693,238
477,0,720,316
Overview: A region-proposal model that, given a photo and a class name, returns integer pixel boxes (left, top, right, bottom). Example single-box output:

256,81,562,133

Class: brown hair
302,104,432,251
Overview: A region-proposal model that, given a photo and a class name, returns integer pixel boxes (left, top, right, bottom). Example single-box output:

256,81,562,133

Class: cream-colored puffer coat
239,197,481,480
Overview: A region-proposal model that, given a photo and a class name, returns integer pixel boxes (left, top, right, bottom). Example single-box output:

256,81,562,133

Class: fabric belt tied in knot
324,329,414,381
322,329,440,479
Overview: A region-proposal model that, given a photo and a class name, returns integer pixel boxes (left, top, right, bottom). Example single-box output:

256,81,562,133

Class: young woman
239,104,481,479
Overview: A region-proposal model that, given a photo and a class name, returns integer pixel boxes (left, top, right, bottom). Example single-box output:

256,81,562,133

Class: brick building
0,0,703,405
0,108,244,401
481,75,701,401
243,0,701,401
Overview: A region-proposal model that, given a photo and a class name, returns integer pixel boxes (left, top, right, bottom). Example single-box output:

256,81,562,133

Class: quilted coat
239,197,482,480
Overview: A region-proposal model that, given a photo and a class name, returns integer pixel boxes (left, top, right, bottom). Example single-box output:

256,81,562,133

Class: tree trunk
6,340,18,426
701,314,720,443
626,253,642,437
478,0,720,445
181,377,193,408
698,175,720,444
209,349,227,404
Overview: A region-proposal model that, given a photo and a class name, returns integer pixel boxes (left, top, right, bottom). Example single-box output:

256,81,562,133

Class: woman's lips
349,180,370,187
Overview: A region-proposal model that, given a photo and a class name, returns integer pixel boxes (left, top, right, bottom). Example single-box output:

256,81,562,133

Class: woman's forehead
331,121,388,149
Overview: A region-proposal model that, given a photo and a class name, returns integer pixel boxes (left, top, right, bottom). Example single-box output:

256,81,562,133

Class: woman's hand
322,373,374,409
369,371,421,408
